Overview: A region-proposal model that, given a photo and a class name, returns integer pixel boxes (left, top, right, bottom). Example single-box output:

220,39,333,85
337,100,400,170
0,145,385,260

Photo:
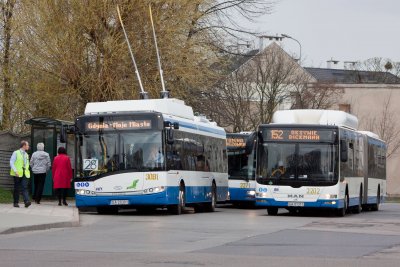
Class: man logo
288,194,304,198
113,186,123,191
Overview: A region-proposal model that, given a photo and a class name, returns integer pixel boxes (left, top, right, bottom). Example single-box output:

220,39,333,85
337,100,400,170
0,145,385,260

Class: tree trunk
1,0,16,130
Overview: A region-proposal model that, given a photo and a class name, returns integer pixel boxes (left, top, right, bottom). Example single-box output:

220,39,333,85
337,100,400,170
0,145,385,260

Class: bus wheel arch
345,186,349,212
353,184,363,214
371,185,380,211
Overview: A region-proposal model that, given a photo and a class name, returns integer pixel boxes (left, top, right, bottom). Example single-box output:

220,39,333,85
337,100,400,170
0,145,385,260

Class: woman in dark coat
52,147,72,206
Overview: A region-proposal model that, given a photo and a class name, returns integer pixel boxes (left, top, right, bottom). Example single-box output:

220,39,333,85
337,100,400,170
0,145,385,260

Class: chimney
259,35,283,52
344,61,357,70
327,58,339,69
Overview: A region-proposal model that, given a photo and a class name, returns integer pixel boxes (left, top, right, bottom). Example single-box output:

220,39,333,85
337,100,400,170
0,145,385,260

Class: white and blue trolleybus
227,132,257,206
74,98,228,214
255,110,386,216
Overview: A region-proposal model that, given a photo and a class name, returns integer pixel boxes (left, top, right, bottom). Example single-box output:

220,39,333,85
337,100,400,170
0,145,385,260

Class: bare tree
200,67,255,132
291,80,344,109
360,57,400,79
360,93,400,158
246,43,303,126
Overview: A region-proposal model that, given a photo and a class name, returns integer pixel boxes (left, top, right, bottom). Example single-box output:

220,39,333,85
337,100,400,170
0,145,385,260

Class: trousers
13,176,30,204
56,188,68,203
33,173,46,203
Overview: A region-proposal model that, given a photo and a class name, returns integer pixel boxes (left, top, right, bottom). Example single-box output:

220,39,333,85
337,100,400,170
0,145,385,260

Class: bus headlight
143,186,166,194
256,192,268,198
75,189,95,195
246,190,256,197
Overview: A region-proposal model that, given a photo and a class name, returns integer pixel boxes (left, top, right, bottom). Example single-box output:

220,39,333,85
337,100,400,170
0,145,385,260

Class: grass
0,187,13,203
386,197,400,203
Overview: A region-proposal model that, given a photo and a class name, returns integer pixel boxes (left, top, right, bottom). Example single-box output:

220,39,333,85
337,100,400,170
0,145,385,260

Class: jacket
10,150,31,178
52,154,72,189
30,151,51,174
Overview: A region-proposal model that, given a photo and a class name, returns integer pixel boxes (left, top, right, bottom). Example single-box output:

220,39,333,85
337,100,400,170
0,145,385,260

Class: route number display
83,159,99,171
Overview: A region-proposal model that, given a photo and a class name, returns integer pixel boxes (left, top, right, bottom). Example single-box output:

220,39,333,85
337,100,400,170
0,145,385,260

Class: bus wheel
168,184,185,215
97,206,119,215
371,188,380,211
353,187,362,214
267,207,278,216
336,193,348,217
204,183,217,212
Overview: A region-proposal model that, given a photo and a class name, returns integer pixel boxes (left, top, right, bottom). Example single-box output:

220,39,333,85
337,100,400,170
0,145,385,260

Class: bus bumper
75,185,229,207
229,188,256,202
255,198,344,209
75,188,177,208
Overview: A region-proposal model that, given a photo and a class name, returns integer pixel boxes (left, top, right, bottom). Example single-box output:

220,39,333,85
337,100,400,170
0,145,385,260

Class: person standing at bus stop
30,142,51,204
10,140,31,208
52,147,72,206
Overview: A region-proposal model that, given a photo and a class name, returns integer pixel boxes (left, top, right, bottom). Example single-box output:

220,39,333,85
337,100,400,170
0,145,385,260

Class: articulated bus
255,110,386,216
227,132,257,206
73,98,228,215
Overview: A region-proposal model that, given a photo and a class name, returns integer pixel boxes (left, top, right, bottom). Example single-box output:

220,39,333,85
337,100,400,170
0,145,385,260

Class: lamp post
281,34,302,62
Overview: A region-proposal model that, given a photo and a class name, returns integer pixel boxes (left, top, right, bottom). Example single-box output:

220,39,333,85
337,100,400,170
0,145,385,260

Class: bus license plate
110,200,129,205
288,202,304,207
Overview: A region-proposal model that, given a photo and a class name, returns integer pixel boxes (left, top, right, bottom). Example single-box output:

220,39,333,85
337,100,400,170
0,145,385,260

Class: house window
339,104,351,113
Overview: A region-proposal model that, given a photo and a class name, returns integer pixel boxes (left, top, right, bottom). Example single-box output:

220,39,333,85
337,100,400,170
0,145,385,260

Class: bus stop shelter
25,117,75,197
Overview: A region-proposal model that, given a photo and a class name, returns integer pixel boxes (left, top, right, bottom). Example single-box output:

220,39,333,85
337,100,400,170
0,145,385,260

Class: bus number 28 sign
83,159,99,171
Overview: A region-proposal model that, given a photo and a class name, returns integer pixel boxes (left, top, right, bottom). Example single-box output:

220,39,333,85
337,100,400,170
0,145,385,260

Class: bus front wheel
371,188,380,211
204,183,217,212
336,193,349,217
168,184,185,215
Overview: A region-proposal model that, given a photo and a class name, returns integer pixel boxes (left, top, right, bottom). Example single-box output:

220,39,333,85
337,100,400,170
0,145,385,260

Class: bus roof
272,109,358,130
84,98,194,120
358,131,383,141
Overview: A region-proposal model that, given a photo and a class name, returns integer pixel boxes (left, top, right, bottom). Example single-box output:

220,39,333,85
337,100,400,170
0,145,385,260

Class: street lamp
281,34,302,62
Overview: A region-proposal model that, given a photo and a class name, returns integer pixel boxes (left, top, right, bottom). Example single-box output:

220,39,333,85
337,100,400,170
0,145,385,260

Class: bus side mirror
167,128,174,145
245,133,256,155
340,140,348,162
173,122,179,129
257,131,264,144
60,125,67,143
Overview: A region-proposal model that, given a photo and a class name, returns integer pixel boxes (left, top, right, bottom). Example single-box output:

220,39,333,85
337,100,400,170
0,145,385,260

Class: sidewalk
0,201,79,234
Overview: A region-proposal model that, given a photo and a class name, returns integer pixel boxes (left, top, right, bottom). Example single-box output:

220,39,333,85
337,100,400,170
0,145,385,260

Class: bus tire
336,192,349,217
204,182,217,212
168,183,185,215
97,206,119,215
371,187,380,211
267,207,278,216
353,185,362,214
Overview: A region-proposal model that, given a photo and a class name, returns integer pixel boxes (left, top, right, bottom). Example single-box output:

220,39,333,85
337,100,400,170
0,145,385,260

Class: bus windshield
77,131,164,178
228,150,254,180
257,142,338,185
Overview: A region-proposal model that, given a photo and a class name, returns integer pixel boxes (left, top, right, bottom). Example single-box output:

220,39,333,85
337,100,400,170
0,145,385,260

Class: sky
242,0,400,68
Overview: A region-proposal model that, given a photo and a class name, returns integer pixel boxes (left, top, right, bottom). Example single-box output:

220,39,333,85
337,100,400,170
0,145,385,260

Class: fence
0,150,13,190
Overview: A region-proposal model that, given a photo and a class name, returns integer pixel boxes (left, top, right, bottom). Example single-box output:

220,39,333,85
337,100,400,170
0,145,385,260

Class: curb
0,207,80,235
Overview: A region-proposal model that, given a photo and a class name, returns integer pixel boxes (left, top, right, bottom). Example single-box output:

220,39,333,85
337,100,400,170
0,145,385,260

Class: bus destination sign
226,137,246,148
265,129,335,142
86,120,152,131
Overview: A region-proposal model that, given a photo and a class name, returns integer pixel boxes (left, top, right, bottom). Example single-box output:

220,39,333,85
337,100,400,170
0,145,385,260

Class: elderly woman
52,147,72,206
30,142,51,204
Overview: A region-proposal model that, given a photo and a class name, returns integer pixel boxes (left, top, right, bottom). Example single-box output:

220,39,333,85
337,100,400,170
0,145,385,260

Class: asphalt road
1,203,400,267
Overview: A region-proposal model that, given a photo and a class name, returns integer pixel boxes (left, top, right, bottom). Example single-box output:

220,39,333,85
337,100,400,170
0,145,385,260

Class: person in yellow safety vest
10,140,31,208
